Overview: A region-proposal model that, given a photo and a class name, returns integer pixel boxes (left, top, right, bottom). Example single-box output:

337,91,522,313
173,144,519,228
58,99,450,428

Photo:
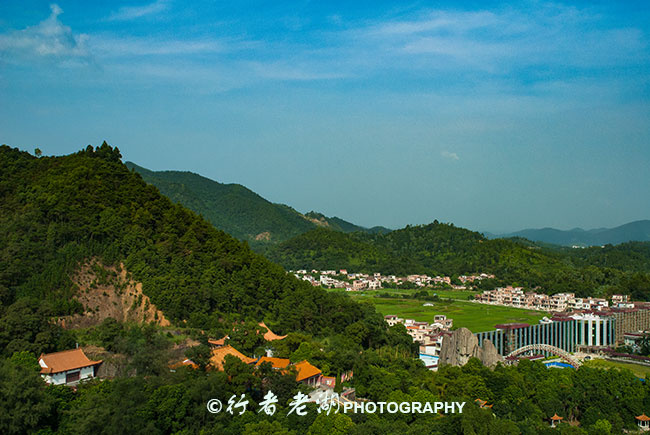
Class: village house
39,348,102,386
352,280,367,291
475,287,624,313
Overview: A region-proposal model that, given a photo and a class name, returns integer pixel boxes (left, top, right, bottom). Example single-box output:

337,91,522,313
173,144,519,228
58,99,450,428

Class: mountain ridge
496,220,650,246
125,161,391,245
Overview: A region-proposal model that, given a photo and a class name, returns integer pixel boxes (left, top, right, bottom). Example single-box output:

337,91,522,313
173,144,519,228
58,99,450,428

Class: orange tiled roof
637,414,650,421
169,359,199,370
294,360,321,382
551,414,563,421
39,348,102,374
209,345,256,371
259,322,287,341
208,336,227,347
255,357,291,369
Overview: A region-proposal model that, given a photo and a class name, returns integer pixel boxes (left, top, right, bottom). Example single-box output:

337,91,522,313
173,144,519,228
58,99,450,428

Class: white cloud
107,0,170,21
248,61,350,81
90,36,231,56
0,4,90,63
441,151,459,160
354,5,648,72
370,10,501,36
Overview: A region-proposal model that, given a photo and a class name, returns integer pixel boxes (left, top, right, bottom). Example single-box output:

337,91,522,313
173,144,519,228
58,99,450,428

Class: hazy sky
1,1,649,233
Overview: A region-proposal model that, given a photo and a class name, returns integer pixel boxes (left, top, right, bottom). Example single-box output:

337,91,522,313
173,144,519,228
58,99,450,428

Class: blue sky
1,1,649,233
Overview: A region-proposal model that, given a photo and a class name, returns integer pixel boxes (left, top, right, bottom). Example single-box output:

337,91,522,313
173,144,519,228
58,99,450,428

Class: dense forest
4,325,650,434
126,162,389,247
0,144,393,335
266,224,650,299
3,144,650,434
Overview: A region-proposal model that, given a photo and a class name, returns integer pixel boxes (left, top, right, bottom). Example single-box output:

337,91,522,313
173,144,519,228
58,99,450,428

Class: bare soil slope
60,260,170,328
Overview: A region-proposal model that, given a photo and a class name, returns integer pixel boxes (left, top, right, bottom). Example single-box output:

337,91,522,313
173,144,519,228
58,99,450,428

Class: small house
39,348,102,386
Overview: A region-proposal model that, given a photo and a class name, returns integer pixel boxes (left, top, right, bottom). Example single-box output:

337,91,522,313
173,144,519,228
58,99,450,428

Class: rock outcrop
481,339,502,368
439,327,503,368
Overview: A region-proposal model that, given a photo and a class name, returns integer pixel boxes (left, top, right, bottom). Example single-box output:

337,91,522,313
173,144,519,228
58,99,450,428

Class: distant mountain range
125,162,390,245
491,220,650,247
127,163,650,250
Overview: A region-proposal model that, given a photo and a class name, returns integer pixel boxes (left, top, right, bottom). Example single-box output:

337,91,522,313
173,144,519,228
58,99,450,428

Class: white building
39,348,102,386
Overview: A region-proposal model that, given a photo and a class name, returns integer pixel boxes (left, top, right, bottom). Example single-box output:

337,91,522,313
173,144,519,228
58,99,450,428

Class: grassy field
351,296,547,332
584,359,650,379
430,289,477,300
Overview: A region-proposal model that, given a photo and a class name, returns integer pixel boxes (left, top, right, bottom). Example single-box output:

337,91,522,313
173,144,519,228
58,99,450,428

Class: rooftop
39,348,102,375
259,322,287,341
209,345,256,371
255,357,291,370
294,360,322,382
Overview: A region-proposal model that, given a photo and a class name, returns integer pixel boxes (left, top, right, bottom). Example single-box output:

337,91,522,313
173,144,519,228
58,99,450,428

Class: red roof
39,348,102,374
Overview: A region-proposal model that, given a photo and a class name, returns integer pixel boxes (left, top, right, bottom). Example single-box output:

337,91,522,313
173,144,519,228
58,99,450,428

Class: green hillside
126,162,390,247
2,145,650,435
0,144,386,337
267,222,650,299
125,162,316,244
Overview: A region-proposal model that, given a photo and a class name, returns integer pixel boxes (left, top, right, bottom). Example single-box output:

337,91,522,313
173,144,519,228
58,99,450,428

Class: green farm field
351,296,548,332
584,358,650,379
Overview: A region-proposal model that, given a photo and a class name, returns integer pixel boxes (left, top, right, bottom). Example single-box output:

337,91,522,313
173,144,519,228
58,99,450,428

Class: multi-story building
475,313,617,356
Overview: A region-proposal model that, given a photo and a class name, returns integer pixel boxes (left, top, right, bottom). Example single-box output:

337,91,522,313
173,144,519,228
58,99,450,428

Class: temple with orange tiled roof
636,413,650,431
474,399,493,409
169,358,199,371
207,321,285,348
208,336,227,347
255,356,291,370
550,413,563,428
209,345,257,371
259,322,287,341
294,360,322,386
39,348,102,386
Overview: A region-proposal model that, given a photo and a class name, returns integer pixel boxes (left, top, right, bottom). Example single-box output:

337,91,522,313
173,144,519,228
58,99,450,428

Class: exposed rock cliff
439,327,503,368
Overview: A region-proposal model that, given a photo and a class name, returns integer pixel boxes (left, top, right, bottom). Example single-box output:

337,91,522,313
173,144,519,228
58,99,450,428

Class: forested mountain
267,222,650,299
3,145,650,434
499,220,650,246
125,162,389,246
303,211,391,235
0,144,387,337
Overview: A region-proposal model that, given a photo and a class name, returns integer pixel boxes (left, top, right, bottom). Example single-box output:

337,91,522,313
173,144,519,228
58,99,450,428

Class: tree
308,412,355,435
0,352,55,434
185,344,212,370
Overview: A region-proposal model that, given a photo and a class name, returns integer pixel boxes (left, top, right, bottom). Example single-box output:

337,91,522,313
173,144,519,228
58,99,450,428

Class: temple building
39,348,102,386
636,414,650,432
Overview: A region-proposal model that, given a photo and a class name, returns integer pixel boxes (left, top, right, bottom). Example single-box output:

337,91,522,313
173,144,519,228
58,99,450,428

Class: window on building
66,370,80,383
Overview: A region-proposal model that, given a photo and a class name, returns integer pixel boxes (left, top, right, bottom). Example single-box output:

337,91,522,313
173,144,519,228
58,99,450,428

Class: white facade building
39,348,102,386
